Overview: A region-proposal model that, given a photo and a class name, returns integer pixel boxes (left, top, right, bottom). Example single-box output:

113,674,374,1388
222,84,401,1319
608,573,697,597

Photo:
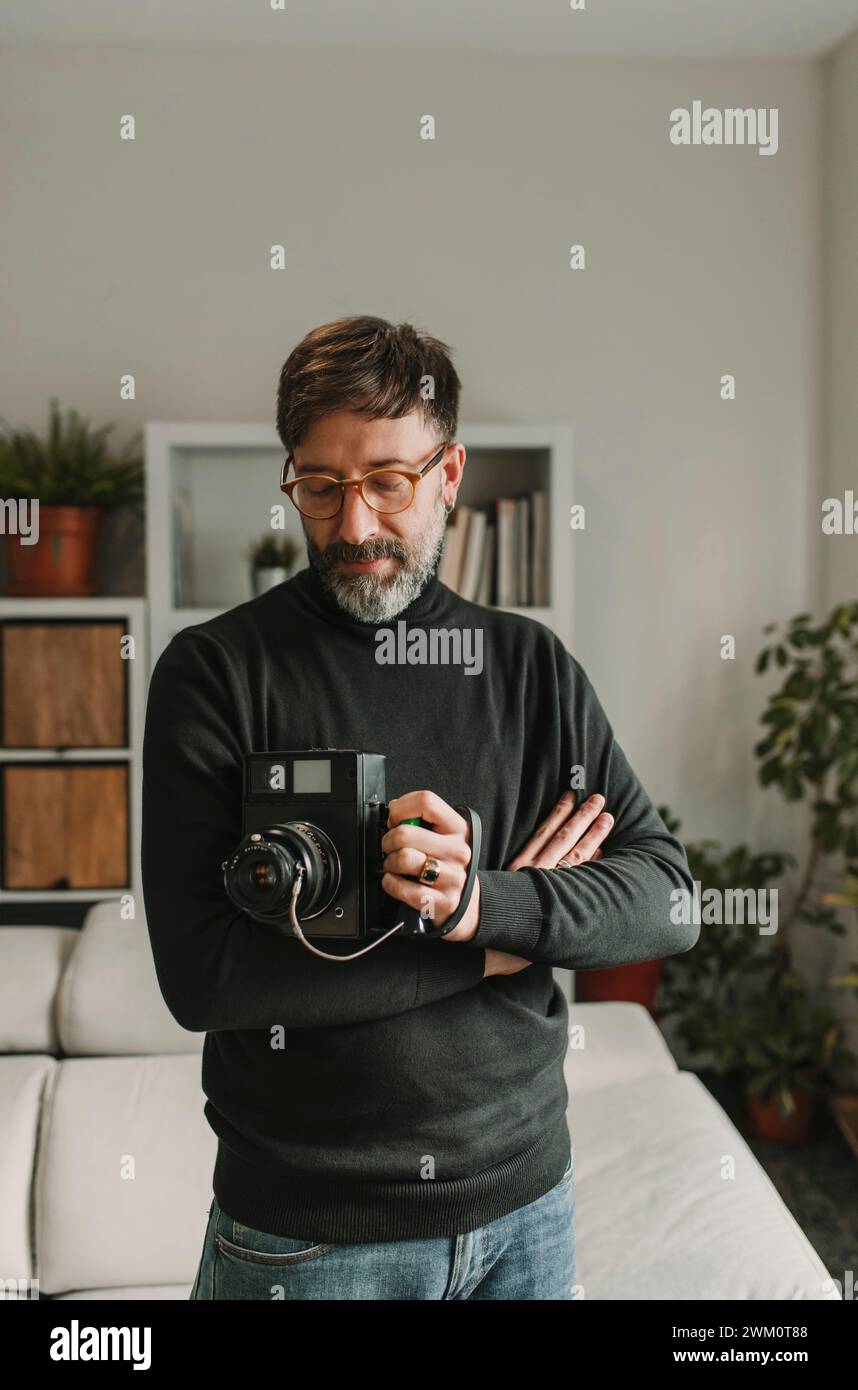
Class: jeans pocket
214,1209,337,1265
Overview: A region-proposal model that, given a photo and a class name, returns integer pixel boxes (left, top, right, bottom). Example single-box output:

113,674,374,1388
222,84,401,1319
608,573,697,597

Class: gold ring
418,855,441,885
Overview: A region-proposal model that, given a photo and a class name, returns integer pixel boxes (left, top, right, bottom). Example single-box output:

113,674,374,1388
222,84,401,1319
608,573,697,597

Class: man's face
292,409,463,624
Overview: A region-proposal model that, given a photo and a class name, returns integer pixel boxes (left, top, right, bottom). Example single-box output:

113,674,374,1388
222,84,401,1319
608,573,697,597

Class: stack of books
438,492,548,607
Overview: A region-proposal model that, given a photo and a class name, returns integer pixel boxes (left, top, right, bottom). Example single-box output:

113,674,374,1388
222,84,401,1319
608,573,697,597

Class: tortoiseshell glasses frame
280,441,451,518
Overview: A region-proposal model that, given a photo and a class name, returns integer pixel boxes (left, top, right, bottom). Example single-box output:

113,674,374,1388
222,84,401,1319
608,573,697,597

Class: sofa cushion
0,1054,56,1288
57,901,202,1057
565,1001,677,1097
35,1054,216,1296
0,928,77,1054
571,1071,840,1300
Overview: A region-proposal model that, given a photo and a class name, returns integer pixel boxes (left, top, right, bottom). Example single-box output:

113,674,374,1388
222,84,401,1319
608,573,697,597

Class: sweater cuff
472,870,545,955
414,937,486,1007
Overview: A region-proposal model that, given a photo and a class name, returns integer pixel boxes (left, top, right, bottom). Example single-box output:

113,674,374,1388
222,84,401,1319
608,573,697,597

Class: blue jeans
190,1156,575,1300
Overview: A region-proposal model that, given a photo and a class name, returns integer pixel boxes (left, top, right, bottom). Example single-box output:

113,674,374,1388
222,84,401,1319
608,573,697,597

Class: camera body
222,749,438,940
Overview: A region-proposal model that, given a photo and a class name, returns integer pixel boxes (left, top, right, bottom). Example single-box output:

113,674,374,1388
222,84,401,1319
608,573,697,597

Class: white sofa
0,903,841,1300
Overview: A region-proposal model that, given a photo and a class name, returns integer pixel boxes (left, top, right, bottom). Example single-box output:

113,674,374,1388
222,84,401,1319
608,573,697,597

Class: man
141,314,698,1301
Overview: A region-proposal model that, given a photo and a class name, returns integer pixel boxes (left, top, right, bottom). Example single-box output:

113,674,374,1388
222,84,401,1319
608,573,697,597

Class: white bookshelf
144,421,575,663
0,597,146,907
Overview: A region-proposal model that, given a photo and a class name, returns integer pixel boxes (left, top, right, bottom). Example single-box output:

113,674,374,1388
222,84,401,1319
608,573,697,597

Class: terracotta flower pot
574,958,665,1013
745,1074,818,1145
4,505,106,596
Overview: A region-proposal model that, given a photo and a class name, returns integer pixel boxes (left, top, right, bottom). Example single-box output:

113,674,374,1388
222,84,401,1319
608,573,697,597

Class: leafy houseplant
246,533,300,596
657,814,854,1142
754,603,858,944
658,600,858,1143
820,870,858,1159
738,979,846,1143
752,602,858,1136
656,819,793,1062
0,398,143,596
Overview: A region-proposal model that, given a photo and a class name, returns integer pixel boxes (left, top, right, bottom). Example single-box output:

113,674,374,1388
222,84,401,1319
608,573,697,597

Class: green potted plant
0,398,143,596
820,870,858,1159
656,822,793,1058
658,600,858,1143
245,533,300,596
739,977,847,1144
751,601,858,1137
657,820,855,1143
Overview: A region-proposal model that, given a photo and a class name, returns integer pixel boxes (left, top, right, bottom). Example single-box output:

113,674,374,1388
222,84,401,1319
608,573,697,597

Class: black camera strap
417,803,482,939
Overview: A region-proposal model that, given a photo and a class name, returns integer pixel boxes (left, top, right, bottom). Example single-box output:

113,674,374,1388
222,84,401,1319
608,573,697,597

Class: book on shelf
458,508,487,602
439,491,548,609
495,497,517,606
515,495,530,607
475,522,495,606
439,504,488,601
531,489,548,606
438,505,471,591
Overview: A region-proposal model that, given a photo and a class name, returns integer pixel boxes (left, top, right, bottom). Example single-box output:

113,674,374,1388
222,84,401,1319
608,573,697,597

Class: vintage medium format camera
221,750,481,951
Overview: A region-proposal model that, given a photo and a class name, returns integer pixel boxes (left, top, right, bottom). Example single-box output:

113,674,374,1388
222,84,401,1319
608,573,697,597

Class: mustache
324,540,407,564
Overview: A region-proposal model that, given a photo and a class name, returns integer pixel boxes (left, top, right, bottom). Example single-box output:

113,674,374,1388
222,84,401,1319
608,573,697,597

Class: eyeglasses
280,441,451,519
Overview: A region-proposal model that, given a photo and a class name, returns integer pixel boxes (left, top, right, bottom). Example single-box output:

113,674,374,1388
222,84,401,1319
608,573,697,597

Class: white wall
0,42,827,858
824,28,858,604
817,28,858,1029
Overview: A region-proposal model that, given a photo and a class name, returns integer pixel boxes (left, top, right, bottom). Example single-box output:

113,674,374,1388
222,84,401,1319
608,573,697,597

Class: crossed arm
382,788,613,978
482,789,613,976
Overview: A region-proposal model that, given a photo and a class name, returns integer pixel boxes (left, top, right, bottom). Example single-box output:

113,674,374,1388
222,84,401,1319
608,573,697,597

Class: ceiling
3,0,857,59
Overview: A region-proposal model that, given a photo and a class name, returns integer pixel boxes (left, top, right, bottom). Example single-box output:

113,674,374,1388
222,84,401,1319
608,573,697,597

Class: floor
697,1069,858,1289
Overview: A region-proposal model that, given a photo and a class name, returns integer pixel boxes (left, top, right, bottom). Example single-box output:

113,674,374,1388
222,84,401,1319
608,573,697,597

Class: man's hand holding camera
383,788,614,979
382,791,479,937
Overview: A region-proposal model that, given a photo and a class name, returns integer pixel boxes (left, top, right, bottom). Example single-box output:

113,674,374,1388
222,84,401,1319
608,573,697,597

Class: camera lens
234,843,291,909
223,822,340,924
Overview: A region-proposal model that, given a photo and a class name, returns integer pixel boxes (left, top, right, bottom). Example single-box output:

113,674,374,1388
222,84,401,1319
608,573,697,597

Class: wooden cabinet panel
1,622,127,748
2,765,128,889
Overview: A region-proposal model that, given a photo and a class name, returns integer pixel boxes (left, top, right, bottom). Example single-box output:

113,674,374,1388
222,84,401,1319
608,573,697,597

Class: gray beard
304,489,450,625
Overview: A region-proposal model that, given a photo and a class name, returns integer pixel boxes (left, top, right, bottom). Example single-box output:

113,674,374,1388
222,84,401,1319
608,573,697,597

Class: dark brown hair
275,315,461,455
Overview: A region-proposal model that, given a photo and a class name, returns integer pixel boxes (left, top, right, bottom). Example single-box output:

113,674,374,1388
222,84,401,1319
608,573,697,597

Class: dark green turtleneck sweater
141,563,697,1243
